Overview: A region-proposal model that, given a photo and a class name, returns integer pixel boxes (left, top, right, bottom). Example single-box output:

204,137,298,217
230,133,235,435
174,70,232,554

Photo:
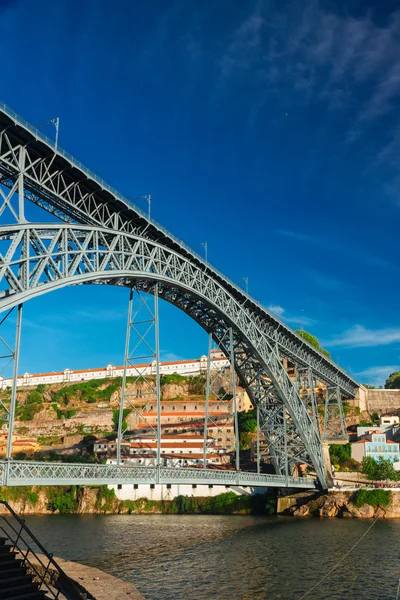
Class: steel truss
0,107,358,400
0,223,330,487
203,330,240,470
0,460,316,489
323,386,347,440
117,286,161,465
0,103,359,490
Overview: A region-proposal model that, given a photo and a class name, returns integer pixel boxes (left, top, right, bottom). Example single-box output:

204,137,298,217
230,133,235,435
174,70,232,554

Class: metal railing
0,460,317,489
0,500,86,599
0,101,358,391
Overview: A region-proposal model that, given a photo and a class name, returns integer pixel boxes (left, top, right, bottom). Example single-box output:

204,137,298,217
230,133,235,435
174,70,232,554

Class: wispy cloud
307,271,345,290
277,229,396,271
355,365,399,387
324,325,400,348
267,304,315,327
161,351,185,363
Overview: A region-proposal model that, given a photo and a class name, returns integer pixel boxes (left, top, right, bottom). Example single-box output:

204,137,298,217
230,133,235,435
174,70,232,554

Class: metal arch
0,223,330,486
0,108,358,399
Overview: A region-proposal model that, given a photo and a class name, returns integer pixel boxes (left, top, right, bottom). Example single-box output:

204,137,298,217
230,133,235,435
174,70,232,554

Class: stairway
0,535,51,599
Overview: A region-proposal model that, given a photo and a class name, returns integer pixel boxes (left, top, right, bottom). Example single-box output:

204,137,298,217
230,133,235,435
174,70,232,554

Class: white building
0,350,228,389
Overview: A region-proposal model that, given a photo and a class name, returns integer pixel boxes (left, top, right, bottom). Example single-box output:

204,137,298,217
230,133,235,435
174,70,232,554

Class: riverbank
0,485,275,515
281,489,400,518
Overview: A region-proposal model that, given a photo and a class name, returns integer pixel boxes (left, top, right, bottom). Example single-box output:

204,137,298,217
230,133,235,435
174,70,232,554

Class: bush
36,384,46,393
329,444,351,467
238,410,257,433
354,489,391,508
47,486,80,513
19,403,42,421
51,404,77,420
26,390,43,405
95,486,115,512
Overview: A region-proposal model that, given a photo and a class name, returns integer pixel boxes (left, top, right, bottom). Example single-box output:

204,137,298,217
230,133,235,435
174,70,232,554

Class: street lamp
37,117,60,150
242,277,249,294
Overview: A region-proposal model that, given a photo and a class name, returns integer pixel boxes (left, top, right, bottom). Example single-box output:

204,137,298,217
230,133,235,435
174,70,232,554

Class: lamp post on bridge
37,117,60,150
200,241,208,264
242,277,249,294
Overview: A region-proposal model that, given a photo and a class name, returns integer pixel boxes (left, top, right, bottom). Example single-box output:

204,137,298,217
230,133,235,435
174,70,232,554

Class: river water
24,514,399,600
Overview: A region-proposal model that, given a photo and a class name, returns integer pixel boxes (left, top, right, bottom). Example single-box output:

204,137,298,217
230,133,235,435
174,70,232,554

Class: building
0,433,40,457
95,433,228,467
0,350,229,390
352,432,400,464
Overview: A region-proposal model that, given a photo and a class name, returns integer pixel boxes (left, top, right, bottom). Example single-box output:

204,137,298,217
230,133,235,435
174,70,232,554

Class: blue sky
0,0,399,386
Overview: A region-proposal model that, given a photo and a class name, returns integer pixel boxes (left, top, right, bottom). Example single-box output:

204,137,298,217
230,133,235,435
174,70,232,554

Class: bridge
0,102,359,491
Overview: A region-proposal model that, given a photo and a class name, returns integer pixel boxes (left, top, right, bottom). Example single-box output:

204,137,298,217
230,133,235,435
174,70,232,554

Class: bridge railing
0,460,316,489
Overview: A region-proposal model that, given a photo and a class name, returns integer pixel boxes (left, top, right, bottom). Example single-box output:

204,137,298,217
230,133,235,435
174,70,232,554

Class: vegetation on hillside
329,443,360,471
296,330,331,358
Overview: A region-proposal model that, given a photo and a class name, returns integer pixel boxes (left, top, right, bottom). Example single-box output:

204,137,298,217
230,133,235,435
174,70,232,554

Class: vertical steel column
229,328,240,473
154,284,161,470
203,333,212,469
6,304,23,460
283,408,289,479
256,405,260,474
18,146,25,222
117,289,133,465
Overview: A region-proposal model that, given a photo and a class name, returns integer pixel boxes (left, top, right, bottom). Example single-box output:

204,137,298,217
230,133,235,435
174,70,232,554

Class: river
24,514,399,600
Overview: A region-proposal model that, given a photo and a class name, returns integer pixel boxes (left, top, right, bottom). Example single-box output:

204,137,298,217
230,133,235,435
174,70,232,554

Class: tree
238,410,257,433
385,371,400,390
112,409,132,432
296,330,331,358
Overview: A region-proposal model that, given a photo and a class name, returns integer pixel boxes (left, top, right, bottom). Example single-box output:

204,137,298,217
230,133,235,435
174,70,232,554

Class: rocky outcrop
285,490,400,518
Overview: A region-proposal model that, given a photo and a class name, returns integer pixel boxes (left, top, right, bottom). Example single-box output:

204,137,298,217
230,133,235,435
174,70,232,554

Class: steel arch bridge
0,103,358,491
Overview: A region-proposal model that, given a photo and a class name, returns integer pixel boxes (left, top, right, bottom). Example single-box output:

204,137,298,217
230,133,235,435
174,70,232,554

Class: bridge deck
0,461,316,489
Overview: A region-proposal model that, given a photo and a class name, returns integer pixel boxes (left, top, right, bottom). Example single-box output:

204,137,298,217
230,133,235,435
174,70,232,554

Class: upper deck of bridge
0,103,359,397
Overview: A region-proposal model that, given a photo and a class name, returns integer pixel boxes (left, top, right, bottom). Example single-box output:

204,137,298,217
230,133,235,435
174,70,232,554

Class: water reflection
25,515,400,600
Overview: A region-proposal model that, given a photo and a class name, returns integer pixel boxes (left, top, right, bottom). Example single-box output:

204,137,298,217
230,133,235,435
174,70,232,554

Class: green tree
112,409,132,431
238,410,257,433
385,371,400,389
296,330,331,358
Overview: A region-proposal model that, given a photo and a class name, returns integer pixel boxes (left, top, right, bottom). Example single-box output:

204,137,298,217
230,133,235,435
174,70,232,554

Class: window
192,484,197,489
166,484,172,489
150,484,155,490
118,484,122,490
134,484,138,490
208,484,213,489
225,485,230,489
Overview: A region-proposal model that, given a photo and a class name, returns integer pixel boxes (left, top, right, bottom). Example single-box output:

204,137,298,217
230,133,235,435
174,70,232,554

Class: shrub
354,489,391,508
95,486,115,512
47,486,80,513
26,390,43,405
36,384,46,393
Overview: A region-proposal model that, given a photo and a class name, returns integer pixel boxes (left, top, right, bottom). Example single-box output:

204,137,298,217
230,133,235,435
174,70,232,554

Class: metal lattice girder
0,106,357,400
296,367,320,435
203,330,239,469
117,287,161,462
0,307,23,431
323,386,347,440
0,460,316,489
0,223,329,486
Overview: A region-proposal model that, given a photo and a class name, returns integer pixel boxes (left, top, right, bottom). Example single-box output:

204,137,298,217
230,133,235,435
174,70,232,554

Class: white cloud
324,325,400,348
267,305,315,327
355,365,399,387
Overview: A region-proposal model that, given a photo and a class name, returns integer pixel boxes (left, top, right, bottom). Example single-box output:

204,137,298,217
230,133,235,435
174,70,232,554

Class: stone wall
366,389,400,413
